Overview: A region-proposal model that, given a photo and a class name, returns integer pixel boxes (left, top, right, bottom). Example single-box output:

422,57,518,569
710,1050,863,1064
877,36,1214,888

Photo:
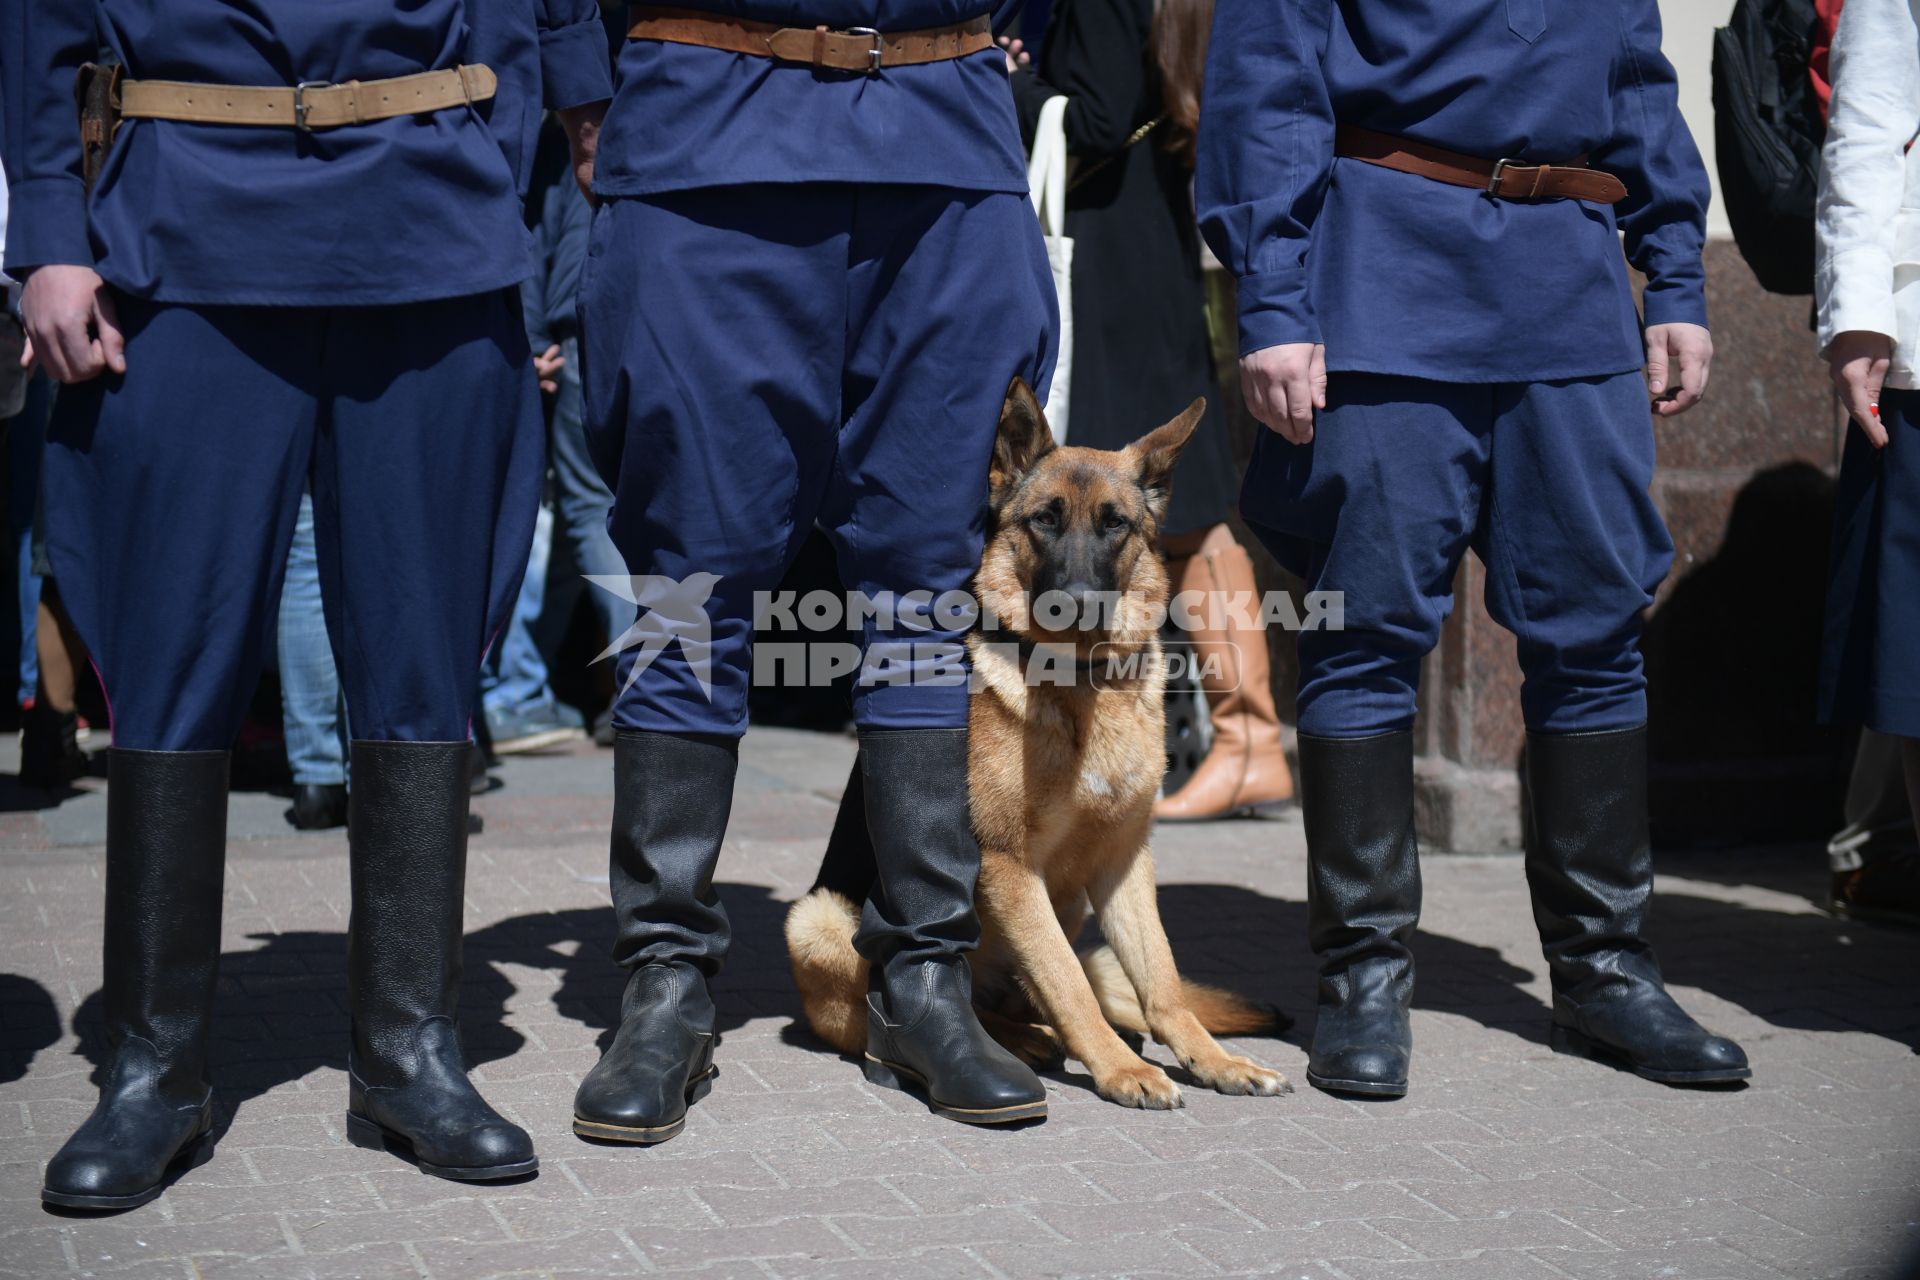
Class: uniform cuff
539,18,615,112
1640,282,1708,331
1235,271,1321,356
2,176,94,275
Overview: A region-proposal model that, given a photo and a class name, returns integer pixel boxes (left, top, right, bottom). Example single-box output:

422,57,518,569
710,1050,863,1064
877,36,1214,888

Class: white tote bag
1027,94,1074,441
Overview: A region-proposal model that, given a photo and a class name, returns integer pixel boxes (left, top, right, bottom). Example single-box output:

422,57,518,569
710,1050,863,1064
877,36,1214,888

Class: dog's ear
991,377,1056,500
1131,398,1205,520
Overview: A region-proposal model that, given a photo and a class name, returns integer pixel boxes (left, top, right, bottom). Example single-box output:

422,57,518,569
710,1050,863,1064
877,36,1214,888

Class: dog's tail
1079,944,1284,1037
785,888,869,1056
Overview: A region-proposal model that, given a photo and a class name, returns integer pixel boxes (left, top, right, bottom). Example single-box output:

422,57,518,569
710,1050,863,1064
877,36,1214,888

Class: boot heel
344,1111,387,1152
862,1055,906,1093
1548,1024,1592,1059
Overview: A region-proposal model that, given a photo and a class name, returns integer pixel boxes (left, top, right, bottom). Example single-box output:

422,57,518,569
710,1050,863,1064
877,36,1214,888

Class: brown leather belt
1334,124,1628,205
627,7,993,74
118,65,496,132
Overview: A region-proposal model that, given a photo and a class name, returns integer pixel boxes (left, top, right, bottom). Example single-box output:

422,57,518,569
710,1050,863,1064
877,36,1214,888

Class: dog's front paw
1189,1053,1292,1097
1095,1059,1184,1110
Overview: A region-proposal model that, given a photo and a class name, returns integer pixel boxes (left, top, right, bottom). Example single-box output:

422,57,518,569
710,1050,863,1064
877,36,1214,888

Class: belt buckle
1486,157,1515,195
293,80,332,132
845,26,883,74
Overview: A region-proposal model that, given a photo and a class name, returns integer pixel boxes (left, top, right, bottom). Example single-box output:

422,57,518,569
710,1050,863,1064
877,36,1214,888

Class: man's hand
1644,322,1711,417
533,342,566,394
997,35,1030,73
1827,329,1894,449
1240,342,1326,444
559,101,608,209
19,265,126,384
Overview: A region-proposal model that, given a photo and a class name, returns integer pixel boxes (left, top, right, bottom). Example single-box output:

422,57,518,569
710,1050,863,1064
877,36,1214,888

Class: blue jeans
550,337,635,646
8,374,52,706
482,337,633,718
277,491,348,785
482,501,557,717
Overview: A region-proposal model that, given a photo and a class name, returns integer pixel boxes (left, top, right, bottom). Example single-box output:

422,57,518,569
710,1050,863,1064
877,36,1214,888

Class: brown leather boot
1155,529,1295,821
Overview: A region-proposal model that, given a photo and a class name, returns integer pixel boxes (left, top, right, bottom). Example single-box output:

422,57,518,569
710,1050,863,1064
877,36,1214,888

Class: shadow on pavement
39,867,1917,1135
1153,882,1547,1043
464,883,793,1052
0,973,61,1085
1652,889,1920,1051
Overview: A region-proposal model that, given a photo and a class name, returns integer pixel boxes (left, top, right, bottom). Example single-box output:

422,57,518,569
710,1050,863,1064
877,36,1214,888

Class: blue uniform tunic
1195,0,1708,382
593,1,1029,198
3,0,614,306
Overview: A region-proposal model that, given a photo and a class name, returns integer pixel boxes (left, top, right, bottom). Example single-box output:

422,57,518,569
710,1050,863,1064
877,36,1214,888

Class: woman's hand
1828,330,1894,448
997,35,1030,73
19,265,125,384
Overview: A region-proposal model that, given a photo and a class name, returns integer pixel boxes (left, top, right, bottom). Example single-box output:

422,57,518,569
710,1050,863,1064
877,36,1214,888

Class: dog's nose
1059,583,1116,629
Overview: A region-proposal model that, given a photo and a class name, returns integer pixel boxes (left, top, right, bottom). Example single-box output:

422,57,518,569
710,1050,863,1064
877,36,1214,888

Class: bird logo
586,572,724,701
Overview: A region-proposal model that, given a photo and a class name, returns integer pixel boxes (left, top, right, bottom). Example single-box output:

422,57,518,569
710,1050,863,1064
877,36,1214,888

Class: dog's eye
1030,508,1059,530
1102,513,1128,533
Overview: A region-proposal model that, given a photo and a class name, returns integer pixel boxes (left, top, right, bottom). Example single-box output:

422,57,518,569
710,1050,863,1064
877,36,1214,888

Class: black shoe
853,729,1045,1125
574,731,737,1145
345,740,535,1180
43,750,228,1211
1526,727,1750,1086
573,962,717,1144
287,783,348,831
1830,846,1920,930
19,703,89,789
1299,731,1419,1099
468,742,493,795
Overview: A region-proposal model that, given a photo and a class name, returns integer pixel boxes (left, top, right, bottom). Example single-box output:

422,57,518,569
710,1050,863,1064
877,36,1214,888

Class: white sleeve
1815,0,1920,353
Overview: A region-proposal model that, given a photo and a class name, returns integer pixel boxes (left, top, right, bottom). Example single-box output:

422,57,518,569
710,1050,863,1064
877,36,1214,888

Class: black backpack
1711,0,1827,295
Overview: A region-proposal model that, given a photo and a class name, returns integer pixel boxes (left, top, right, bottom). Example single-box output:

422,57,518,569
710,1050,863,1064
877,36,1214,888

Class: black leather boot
1300,731,1419,1099
856,729,1046,1126
43,750,228,1210
573,731,735,1145
344,740,536,1180
19,702,89,789
1526,727,1750,1085
287,782,348,831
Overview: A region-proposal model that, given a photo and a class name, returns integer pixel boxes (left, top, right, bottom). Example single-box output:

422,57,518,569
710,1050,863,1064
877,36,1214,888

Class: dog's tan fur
787,380,1288,1109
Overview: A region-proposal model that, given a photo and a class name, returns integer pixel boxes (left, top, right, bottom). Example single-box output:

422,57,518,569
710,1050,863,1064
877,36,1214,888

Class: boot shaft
1522,726,1660,996
607,729,739,975
102,748,231,1092
1297,731,1421,972
346,739,473,1079
851,728,981,1008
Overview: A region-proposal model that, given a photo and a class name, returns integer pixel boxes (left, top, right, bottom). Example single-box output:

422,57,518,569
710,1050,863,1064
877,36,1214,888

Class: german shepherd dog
786,380,1290,1109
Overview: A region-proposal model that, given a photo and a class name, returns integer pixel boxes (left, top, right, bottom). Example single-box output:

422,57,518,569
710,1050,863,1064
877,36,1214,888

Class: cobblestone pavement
1,727,1916,1280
